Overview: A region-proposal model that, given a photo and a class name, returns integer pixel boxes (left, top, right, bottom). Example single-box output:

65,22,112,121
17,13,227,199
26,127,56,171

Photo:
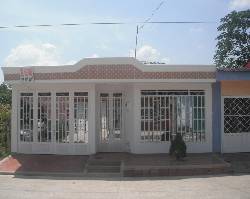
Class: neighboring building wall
221,80,250,153
221,81,250,96
212,82,221,152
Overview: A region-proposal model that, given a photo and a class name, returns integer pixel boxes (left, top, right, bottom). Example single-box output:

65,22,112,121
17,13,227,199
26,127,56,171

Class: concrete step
123,163,231,177
87,165,121,173
87,161,121,166
84,172,122,177
86,160,121,175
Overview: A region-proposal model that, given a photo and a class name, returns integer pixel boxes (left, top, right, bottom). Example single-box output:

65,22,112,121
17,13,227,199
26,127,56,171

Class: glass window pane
140,90,205,142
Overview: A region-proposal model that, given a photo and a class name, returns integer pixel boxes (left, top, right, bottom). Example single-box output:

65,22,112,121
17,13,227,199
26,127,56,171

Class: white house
2,57,219,155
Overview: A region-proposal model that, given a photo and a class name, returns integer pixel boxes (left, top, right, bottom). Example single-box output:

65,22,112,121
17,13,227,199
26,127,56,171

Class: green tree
0,83,11,105
0,104,11,148
214,10,250,68
0,83,11,155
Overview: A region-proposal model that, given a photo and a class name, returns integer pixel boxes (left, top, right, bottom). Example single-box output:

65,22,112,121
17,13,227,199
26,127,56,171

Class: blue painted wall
212,82,221,152
212,71,250,152
217,71,250,80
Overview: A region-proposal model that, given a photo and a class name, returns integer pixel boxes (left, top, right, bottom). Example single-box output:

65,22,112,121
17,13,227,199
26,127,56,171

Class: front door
98,92,125,152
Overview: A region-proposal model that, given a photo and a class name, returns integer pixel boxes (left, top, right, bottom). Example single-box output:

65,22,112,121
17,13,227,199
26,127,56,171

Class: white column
131,85,140,153
206,85,213,152
11,86,18,152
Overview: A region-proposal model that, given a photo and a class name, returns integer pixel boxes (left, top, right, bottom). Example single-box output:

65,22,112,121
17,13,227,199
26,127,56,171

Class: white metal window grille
140,90,205,142
224,97,250,134
74,92,88,143
38,93,52,142
56,93,70,143
20,93,33,142
100,93,122,142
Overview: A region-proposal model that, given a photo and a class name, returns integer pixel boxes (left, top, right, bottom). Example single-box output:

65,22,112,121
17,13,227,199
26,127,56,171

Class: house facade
2,57,250,155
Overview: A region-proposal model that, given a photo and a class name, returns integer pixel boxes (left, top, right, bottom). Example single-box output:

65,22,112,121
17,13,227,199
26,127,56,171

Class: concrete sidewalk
1,174,250,199
0,153,231,177
223,153,250,173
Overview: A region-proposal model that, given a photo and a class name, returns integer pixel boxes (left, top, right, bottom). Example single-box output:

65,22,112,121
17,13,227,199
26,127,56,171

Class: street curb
0,171,86,177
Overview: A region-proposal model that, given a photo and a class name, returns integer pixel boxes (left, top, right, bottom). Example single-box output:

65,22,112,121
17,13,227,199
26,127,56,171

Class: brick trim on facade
4,64,216,81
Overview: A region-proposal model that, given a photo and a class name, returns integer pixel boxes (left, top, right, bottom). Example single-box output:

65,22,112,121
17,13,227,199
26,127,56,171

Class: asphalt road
0,174,250,199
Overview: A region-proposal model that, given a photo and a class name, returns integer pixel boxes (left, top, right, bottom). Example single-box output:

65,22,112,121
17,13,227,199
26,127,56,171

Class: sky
0,0,250,82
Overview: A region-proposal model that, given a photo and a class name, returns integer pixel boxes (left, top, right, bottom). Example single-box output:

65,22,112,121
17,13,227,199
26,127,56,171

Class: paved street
0,174,250,199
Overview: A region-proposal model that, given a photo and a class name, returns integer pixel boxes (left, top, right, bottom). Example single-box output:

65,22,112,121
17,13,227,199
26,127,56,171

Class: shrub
169,133,187,160
0,104,11,150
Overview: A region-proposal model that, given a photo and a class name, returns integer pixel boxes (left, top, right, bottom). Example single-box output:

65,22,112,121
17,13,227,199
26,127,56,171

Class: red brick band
4,64,215,81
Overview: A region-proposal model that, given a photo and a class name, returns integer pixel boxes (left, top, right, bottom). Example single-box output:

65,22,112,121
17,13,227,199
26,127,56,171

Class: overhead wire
0,21,215,29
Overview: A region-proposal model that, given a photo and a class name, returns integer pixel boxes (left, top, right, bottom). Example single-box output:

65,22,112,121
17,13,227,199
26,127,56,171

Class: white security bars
38,93,52,142
56,93,70,143
100,93,110,142
224,97,250,134
113,93,122,139
20,93,34,142
140,90,205,142
74,92,88,143
100,93,123,142
19,92,89,145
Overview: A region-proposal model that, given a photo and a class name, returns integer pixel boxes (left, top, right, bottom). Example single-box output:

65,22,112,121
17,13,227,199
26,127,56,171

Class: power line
135,1,166,58
139,1,165,30
0,17,215,59
0,21,215,29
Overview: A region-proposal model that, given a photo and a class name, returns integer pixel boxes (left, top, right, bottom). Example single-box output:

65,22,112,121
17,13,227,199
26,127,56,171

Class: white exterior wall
125,85,135,153
11,85,18,153
131,82,213,154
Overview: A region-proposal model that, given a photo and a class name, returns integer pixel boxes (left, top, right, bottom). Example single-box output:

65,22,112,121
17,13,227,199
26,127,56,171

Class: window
140,90,205,142
224,97,250,134
38,93,52,142
20,93,33,142
56,93,70,143
74,92,88,143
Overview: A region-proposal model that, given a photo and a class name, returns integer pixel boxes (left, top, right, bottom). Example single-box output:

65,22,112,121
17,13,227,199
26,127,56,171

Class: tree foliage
0,83,11,105
0,104,11,148
0,83,11,152
214,10,250,68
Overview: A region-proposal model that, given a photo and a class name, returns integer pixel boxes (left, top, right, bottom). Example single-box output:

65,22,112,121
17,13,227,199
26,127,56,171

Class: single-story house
2,57,250,155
